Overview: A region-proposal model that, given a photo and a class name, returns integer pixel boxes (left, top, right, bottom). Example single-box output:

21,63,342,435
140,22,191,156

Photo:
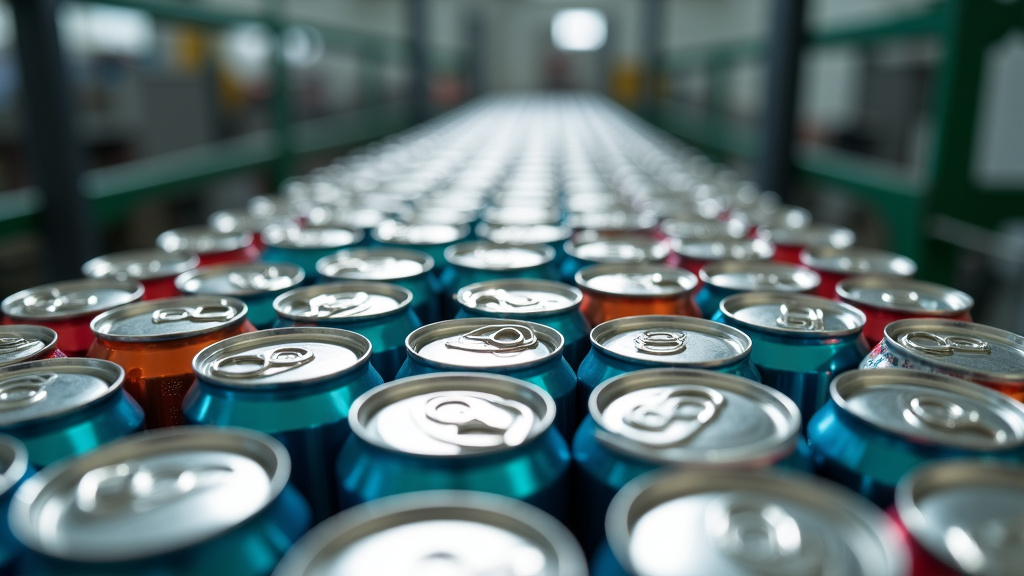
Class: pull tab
0,373,54,409
620,386,725,447
211,347,315,379
75,461,234,515
776,305,824,331
747,272,798,289
24,290,98,313
899,331,991,357
152,305,238,324
417,392,534,448
901,394,1005,441
633,330,687,355
445,325,539,355
706,497,822,576
227,266,292,291
0,337,42,356
472,289,543,311
302,292,372,318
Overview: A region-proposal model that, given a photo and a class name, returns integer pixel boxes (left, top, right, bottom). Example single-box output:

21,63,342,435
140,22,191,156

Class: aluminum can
837,276,974,345
567,211,659,237
594,467,908,576
371,219,471,275
755,222,857,264
305,206,387,238
260,223,363,280
208,207,291,251
0,358,143,467
671,236,774,279
572,368,801,554
175,262,304,329
576,263,700,327
807,368,1024,507
475,222,574,264
9,427,311,576
481,206,562,227
561,232,670,283
87,296,255,428
456,279,590,369
272,491,587,576
156,225,261,266
714,292,869,427
272,282,419,381
82,249,199,300
861,318,1024,401
336,373,570,519
441,242,557,318
0,326,63,368
396,318,577,438
2,279,144,357
890,460,1024,576
186,328,383,520
0,435,31,575
694,260,820,318
660,215,749,243
800,246,917,298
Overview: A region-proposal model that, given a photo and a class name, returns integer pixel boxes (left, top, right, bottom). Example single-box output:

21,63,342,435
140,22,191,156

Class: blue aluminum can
185,327,383,520
475,222,574,264
0,435,31,575
174,262,305,329
456,279,590,370
713,292,870,430
808,368,1024,507
261,223,364,280
396,318,578,438
9,427,311,576
560,232,669,284
336,373,570,519
572,368,801,554
694,260,820,318
316,247,442,324
371,219,471,277
0,358,143,468
440,241,557,319
272,282,420,381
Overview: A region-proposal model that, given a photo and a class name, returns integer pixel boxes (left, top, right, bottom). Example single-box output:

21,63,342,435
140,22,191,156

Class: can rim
591,315,752,368
475,222,573,246
670,235,775,262
563,233,670,264
799,246,917,277
881,319,1024,383
443,241,555,271
261,223,365,250
371,219,471,247
0,357,128,427
316,247,435,281
273,281,413,323
156,225,254,255
698,259,821,291
456,279,582,318
405,317,564,371
0,434,30,497
0,325,58,368
574,263,698,298
836,275,973,314
174,262,305,297
754,222,857,248
1,279,145,321
718,291,866,338
81,249,199,281
90,296,249,343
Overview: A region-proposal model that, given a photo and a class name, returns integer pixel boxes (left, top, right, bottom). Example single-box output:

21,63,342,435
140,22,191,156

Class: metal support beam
641,0,664,119
11,0,98,281
406,0,430,122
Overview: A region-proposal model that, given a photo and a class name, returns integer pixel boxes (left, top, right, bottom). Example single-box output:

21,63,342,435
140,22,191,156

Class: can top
480,206,562,227
565,234,670,265
836,276,973,314
661,216,747,241
476,223,573,246
881,319,1024,383
799,246,917,277
193,327,372,388
2,279,144,321
567,210,658,233
591,368,799,466
9,427,290,562
672,237,774,263
398,207,477,227
0,358,126,427
719,292,866,338
274,282,412,322
156,225,254,255
755,222,857,249
90,296,248,342
406,318,562,370
592,315,752,368
316,247,434,281
208,208,286,234
372,219,471,247
575,263,698,298
0,434,28,498
82,249,199,282
261,223,363,251
0,325,58,368
605,468,907,576
307,206,387,232
273,491,587,576
700,260,821,293
457,279,582,318
349,372,555,457
444,241,554,271
175,262,305,297
895,460,1024,576
831,368,1024,451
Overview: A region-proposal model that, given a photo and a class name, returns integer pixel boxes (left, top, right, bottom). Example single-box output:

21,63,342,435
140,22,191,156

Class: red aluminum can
0,325,65,368
156,225,261,266
82,249,199,300
837,276,973,346
756,223,856,264
87,296,255,428
1,279,144,357
671,236,774,279
575,263,700,327
800,246,917,298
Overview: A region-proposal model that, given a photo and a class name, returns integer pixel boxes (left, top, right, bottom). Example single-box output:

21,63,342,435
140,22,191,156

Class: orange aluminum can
575,263,700,327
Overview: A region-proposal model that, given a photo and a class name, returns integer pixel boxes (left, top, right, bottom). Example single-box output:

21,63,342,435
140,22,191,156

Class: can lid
881,319,1024,383
9,427,290,562
672,237,774,263
568,210,658,233
349,372,555,457
262,223,363,250
0,325,58,368
306,206,387,232
406,318,562,370
605,468,907,576
480,206,562,227
90,296,248,342
273,282,412,322
444,241,554,271
156,226,253,255
398,207,477,227
756,223,856,249
457,279,581,318
700,260,821,293
372,219,470,247
82,249,199,282
565,234,670,265
719,292,865,337
661,216,747,241
591,368,799,466
2,279,144,321
800,246,917,277
831,369,1024,451
0,434,29,498
592,315,752,368
476,223,573,246
895,460,1024,576
836,276,973,314
207,208,285,234
576,263,698,297
175,263,305,297
0,358,126,427
193,327,372,388
316,247,434,281
272,491,587,576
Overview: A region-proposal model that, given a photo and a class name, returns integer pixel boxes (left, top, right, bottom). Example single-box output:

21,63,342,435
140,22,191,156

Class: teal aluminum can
572,368,801,554
694,260,820,318
9,427,311,576
395,318,577,438
316,247,442,324
272,282,420,381
560,233,669,284
807,368,1024,507
371,219,471,277
261,223,364,280
475,222,574,265
440,241,557,319
336,373,571,519
174,262,304,329
0,435,31,575
0,358,143,468
184,328,383,520
455,279,590,370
